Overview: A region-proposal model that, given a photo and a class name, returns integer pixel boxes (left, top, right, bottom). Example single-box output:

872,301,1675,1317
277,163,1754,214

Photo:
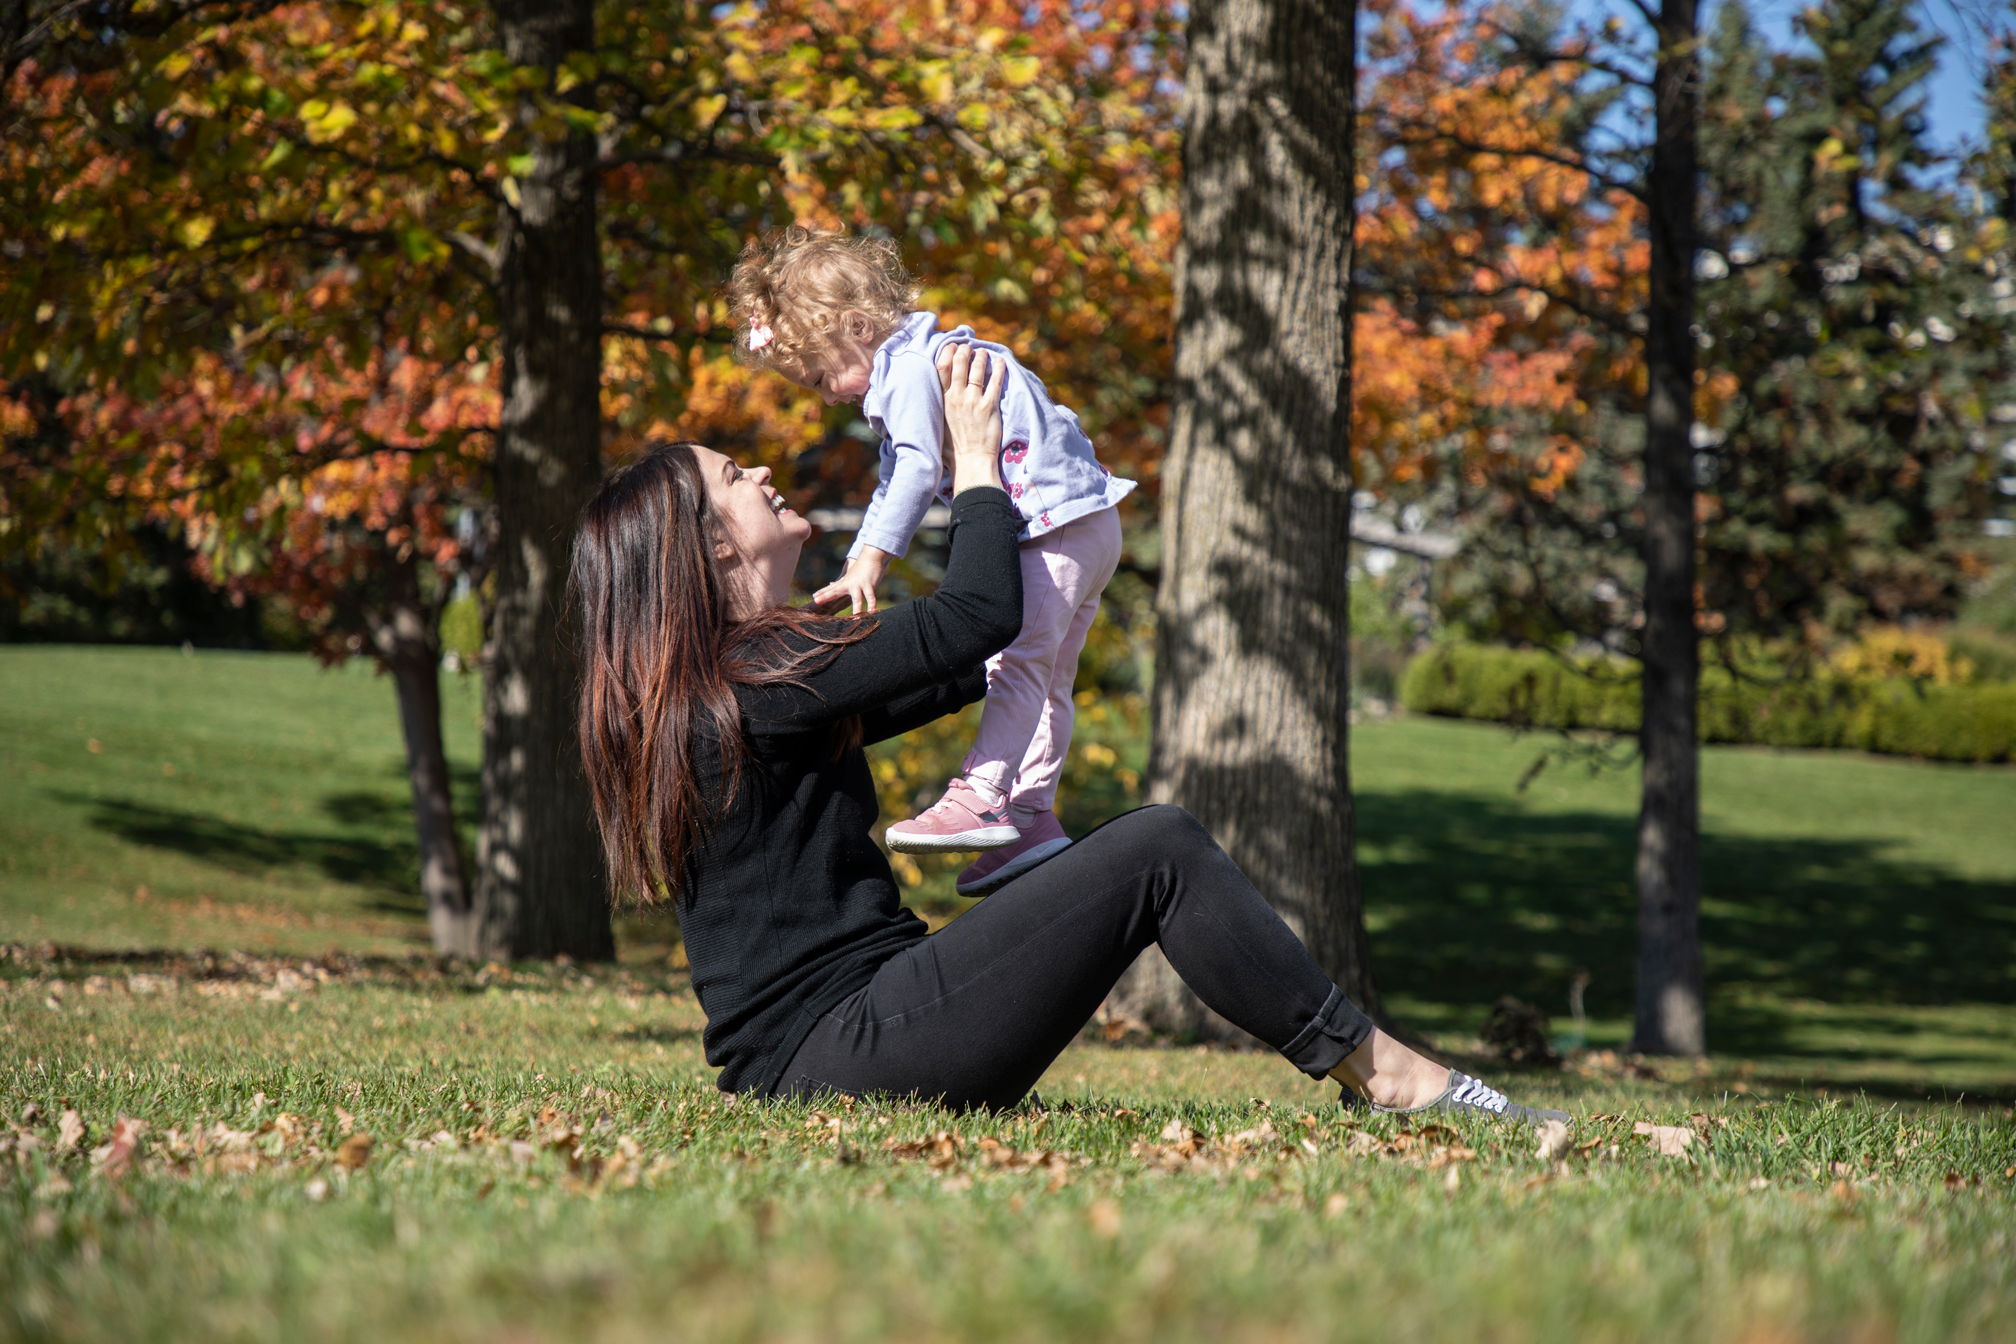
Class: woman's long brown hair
571,441,867,907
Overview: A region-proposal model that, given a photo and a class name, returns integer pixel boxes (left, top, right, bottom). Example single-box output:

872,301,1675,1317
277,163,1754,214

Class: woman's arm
858,664,991,745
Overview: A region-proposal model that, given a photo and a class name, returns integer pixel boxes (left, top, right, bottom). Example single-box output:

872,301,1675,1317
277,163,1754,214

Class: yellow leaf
158,51,193,80
691,93,727,129
306,101,358,143
865,106,923,131
1001,55,1039,87
921,70,954,104
956,103,990,132
178,216,215,248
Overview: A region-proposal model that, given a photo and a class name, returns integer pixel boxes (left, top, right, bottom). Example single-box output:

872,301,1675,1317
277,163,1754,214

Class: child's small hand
813,549,891,616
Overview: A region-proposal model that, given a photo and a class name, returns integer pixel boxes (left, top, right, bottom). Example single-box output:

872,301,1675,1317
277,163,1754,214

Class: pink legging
960,506,1123,815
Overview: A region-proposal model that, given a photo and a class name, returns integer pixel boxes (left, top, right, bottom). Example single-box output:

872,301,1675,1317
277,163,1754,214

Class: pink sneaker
884,779,1020,853
955,810,1073,896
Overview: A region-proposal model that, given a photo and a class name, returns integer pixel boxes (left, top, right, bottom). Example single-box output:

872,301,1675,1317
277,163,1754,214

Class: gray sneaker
1355,1069,1569,1126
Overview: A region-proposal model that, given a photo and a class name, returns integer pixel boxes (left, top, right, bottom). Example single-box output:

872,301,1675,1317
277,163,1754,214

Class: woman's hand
936,341,1007,496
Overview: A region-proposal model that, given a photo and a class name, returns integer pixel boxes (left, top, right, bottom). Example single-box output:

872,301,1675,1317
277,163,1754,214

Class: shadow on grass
70,793,428,915
1357,789,2016,1063
603,1023,703,1045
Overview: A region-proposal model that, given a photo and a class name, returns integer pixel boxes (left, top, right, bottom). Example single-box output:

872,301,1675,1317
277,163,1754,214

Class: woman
572,344,1565,1123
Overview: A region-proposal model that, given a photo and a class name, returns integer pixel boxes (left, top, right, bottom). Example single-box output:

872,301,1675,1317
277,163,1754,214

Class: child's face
790,336,877,407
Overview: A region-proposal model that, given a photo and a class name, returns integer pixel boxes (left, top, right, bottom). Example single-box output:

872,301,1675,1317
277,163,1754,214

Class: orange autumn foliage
1353,0,1646,500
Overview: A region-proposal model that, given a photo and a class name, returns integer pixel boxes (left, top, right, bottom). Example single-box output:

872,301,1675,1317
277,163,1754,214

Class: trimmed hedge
1399,643,2016,764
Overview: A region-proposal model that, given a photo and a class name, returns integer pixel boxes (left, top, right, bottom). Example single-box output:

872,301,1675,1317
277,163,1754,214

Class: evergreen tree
1692,0,2002,643
1971,4,2016,229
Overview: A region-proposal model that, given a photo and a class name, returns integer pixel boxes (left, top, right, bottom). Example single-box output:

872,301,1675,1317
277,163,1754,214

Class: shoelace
1447,1073,1511,1114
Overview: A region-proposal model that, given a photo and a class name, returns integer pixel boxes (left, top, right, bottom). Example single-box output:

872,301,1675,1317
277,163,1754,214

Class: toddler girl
729,226,1134,896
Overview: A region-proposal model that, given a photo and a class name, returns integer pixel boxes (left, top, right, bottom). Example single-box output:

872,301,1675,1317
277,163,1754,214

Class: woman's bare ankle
1329,1030,1448,1109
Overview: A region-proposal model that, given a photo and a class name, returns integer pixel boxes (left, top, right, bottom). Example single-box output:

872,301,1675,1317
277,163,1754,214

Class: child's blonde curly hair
727,225,920,374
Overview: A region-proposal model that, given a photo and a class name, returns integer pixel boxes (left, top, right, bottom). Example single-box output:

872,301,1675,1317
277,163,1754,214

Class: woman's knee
1093,803,1216,859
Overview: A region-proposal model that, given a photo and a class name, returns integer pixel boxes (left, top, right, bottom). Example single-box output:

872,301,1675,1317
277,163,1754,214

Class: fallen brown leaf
92,1116,147,1180
1632,1122,1694,1157
1534,1120,1572,1162
56,1109,84,1153
334,1134,373,1171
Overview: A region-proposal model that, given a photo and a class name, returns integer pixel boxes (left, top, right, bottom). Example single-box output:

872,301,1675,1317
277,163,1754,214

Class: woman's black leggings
776,805,1374,1111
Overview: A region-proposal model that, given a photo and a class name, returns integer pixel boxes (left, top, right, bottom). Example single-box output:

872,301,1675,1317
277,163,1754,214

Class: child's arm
812,351,950,616
812,467,898,615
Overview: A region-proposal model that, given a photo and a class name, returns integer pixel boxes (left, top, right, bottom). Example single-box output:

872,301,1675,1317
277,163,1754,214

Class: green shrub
1400,644,2016,764
439,594,484,664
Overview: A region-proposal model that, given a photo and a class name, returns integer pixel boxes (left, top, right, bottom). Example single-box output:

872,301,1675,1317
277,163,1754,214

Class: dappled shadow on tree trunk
1124,0,1377,1037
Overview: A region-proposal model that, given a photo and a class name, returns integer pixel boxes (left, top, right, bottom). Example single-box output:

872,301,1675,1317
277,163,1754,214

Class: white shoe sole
956,837,1074,896
885,823,1021,853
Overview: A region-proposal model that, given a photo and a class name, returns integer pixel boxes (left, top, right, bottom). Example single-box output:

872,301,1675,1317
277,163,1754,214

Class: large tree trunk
471,0,614,962
1631,0,1706,1056
363,560,478,957
1112,0,1385,1036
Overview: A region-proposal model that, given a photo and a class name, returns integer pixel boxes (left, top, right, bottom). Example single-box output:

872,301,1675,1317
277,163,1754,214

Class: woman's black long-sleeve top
680,487,1024,1097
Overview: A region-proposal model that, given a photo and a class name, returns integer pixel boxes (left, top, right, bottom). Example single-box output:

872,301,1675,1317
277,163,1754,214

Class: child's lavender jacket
845,312,1135,562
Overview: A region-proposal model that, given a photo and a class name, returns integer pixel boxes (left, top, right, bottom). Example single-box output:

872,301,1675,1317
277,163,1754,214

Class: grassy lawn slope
3,646,2014,1341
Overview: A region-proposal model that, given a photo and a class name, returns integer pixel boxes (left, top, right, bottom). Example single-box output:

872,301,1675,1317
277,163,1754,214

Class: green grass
4,644,2014,1098
0,645,472,957
4,645,2016,1340
1351,717,2016,1099
4,954,2014,1344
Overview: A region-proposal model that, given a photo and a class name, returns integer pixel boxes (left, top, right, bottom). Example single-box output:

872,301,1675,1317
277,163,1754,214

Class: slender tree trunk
472,0,613,962
1111,0,1386,1035
364,559,477,956
389,656,477,957
1631,0,1706,1056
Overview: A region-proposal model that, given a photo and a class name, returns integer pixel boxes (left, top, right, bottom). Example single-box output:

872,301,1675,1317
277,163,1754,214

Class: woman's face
692,445,811,609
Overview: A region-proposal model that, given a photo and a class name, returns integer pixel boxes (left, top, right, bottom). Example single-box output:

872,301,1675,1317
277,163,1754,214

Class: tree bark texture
360,560,476,957
472,0,614,961
1113,0,1385,1035
1631,0,1706,1056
